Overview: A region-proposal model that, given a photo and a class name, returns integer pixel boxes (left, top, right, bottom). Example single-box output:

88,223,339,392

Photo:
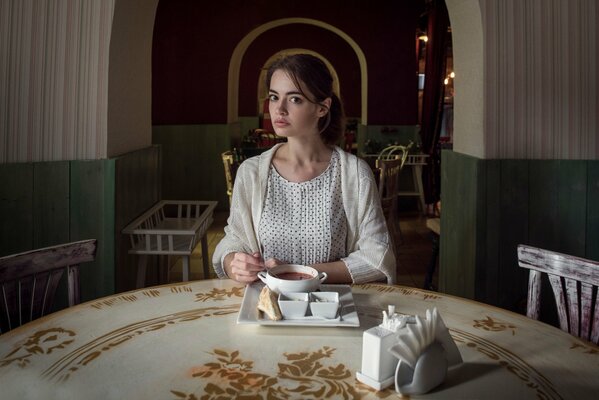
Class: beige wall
449,0,598,160
107,0,158,158
446,0,485,159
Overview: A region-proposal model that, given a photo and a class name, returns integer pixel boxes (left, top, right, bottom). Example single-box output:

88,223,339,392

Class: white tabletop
0,279,597,399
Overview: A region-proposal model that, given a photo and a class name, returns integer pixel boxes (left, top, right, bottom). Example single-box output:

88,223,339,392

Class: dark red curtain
420,0,449,207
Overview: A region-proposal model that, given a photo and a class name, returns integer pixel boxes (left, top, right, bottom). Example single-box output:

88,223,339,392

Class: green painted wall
69,159,116,301
114,146,162,292
0,146,163,308
441,151,599,315
0,163,34,254
153,124,230,211
439,151,481,300
0,159,116,307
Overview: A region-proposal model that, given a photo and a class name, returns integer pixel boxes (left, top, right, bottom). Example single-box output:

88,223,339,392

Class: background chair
221,150,236,206
517,244,599,344
377,142,413,167
0,239,97,333
375,144,413,248
376,158,402,251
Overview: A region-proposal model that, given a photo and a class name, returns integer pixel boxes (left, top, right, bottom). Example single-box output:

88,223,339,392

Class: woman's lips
274,119,289,127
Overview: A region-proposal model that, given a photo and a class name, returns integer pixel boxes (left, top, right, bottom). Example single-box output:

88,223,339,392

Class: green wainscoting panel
153,124,228,210
441,151,599,317
481,160,500,305
440,150,480,299
557,161,587,257
237,117,260,141
33,162,70,248
1,159,118,308
114,146,162,292
70,160,116,301
0,163,33,256
497,160,529,310
528,162,560,250
587,162,599,261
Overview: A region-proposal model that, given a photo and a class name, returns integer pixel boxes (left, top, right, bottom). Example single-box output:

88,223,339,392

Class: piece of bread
257,286,282,321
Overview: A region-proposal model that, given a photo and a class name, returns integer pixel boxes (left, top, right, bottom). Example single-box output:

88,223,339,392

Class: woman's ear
318,97,332,116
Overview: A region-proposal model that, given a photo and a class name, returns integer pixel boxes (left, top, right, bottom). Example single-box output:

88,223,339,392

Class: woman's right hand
224,252,265,283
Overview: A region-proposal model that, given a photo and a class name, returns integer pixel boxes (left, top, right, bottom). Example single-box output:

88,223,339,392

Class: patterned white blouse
258,149,347,265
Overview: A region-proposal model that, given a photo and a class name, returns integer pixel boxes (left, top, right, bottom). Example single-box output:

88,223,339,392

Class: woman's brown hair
266,54,345,145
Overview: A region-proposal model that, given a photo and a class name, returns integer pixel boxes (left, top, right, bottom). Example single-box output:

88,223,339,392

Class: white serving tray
237,282,360,327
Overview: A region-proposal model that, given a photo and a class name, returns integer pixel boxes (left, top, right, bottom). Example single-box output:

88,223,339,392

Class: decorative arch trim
228,18,368,124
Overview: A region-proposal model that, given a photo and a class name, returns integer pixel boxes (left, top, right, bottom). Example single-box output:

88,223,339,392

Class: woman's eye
268,94,278,102
289,96,303,104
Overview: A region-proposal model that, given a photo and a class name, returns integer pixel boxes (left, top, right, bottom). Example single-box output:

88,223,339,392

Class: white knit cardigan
212,144,397,284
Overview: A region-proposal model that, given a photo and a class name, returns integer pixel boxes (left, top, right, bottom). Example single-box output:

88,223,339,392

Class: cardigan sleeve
341,160,397,284
212,160,259,278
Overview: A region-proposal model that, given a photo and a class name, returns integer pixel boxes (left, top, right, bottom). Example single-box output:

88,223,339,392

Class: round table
0,279,597,399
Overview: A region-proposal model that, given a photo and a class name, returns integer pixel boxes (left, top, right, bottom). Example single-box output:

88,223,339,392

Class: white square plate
237,282,360,327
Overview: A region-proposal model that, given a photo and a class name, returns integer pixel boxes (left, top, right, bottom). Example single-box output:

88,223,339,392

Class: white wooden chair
0,239,97,333
122,201,217,287
517,244,599,344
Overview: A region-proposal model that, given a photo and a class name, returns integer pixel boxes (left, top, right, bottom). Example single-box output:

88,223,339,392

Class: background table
1,279,597,399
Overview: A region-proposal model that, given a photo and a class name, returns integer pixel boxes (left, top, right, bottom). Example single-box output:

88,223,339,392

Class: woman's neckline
270,148,337,184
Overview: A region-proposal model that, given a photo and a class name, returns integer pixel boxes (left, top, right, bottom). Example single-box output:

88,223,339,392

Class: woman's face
268,69,328,140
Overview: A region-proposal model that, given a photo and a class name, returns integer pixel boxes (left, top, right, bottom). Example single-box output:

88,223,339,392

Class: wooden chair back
517,244,599,344
0,239,97,333
377,143,413,169
376,158,402,249
221,151,235,206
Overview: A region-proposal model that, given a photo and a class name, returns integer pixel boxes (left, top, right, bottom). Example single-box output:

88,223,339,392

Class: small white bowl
258,264,328,295
309,292,340,319
278,292,309,319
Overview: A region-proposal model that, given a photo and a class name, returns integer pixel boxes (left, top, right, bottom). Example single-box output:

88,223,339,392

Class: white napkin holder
356,306,462,394
391,308,462,395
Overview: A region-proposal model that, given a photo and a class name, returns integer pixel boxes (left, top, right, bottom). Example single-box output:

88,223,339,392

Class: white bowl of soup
257,264,327,295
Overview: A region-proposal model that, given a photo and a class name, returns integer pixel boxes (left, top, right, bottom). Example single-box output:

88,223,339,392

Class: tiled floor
169,210,439,289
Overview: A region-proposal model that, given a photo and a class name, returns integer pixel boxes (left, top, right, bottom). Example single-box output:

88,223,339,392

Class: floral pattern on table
0,328,76,369
194,286,245,302
473,316,517,335
173,347,395,400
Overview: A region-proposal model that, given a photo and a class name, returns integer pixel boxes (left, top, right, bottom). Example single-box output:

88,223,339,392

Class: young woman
213,54,396,284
